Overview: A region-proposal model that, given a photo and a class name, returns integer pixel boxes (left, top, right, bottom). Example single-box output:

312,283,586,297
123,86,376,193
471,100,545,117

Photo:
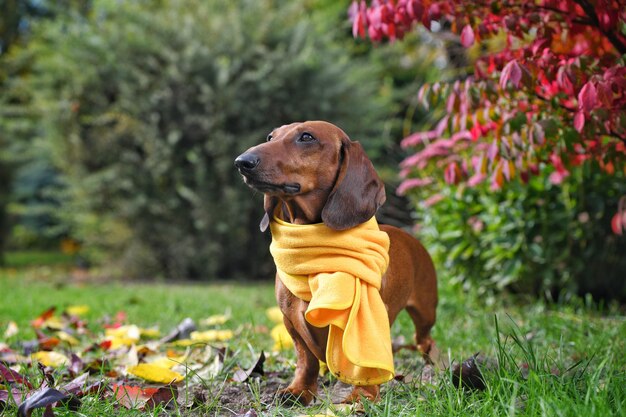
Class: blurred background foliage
0,0,623,299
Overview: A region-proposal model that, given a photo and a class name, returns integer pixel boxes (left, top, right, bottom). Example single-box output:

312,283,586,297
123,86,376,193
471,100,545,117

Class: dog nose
234,153,260,171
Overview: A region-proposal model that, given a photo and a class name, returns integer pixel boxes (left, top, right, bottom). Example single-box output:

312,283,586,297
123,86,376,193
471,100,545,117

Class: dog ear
260,195,278,232
322,139,386,230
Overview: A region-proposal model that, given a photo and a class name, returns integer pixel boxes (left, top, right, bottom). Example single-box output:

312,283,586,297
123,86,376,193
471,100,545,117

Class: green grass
1,270,625,416
3,251,75,268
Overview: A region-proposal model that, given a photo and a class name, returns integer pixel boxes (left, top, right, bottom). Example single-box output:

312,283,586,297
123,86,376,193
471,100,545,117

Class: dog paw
341,385,379,404
276,387,315,406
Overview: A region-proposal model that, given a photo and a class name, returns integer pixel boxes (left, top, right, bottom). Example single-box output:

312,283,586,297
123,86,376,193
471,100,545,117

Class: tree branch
572,0,626,54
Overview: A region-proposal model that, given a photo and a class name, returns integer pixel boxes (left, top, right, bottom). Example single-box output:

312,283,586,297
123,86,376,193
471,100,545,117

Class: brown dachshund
235,121,438,405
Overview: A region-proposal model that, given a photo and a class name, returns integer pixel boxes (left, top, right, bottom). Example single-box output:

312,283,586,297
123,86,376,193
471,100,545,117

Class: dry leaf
266,307,283,323
31,351,70,368
147,355,186,370
112,383,177,410
31,307,56,329
233,351,265,382
190,330,233,342
16,387,70,417
56,332,80,346
159,318,196,343
200,314,229,326
270,324,293,351
451,354,486,390
127,364,184,383
139,328,161,338
65,305,90,316
4,321,18,338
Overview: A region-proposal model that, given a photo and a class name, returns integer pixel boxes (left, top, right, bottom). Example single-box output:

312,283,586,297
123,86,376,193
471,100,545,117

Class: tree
350,0,626,233
8,0,390,279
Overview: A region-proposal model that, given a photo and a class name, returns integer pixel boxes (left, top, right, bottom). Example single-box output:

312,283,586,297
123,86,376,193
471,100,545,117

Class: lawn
1,267,625,416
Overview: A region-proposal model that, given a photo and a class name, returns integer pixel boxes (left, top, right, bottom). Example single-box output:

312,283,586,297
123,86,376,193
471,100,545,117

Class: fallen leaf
17,387,68,417
266,307,283,323
127,364,185,383
159,318,196,343
31,307,56,329
233,351,265,382
68,353,84,376
190,329,233,342
451,354,486,390
270,324,293,351
61,372,89,395
31,351,71,368
41,316,65,331
0,362,33,388
112,383,177,410
0,350,28,365
65,305,90,316
139,328,161,338
35,331,61,350
4,321,18,338
105,325,141,348
56,331,80,346
146,355,186,370
0,388,23,411
200,314,229,326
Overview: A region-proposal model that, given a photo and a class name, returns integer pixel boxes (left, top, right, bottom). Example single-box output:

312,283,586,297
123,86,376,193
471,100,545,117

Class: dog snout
234,152,260,172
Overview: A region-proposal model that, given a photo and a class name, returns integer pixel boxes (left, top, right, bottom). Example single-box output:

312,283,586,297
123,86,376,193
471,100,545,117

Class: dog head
235,121,385,231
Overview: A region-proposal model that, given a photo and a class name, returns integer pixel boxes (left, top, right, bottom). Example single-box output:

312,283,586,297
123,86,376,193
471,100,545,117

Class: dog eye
298,132,316,143
266,134,273,142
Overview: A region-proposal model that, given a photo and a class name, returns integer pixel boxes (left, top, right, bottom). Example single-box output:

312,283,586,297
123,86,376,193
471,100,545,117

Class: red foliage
350,0,626,220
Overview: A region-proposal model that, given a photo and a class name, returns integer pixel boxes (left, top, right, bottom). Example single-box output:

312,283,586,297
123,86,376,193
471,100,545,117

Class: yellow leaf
319,360,328,376
170,339,196,347
31,351,70,368
190,330,233,342
57,331,80,346
42,316,65,330
147,355,186,369
127,364,184,383
139,328,161,338
266,306,283,324
200,314,229,326
105,325,141,340
270,324,293,351
66,305,90,316
105,325,141,348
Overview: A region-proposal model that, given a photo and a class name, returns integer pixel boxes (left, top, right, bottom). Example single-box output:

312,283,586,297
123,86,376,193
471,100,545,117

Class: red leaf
352,9,366,38
0,363,33,388
611,212,623,235
112,384,176,410
31,307,56,329
574,111,585,132
460,24,475,47
467,173,486,187
596,81,612,106
578,81,597,114
397,178,434,195
500,60,521,89
444,162,460,185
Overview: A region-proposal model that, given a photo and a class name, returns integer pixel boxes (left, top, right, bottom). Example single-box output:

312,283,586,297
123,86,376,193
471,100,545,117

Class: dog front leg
277,315,320,406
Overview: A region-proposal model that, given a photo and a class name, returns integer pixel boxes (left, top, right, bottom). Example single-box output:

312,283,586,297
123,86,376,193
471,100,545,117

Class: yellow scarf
269,216,394,386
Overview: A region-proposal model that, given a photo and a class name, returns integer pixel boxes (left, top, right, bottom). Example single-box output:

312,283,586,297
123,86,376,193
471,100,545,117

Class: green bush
410,165,626,301
14,0,389,279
